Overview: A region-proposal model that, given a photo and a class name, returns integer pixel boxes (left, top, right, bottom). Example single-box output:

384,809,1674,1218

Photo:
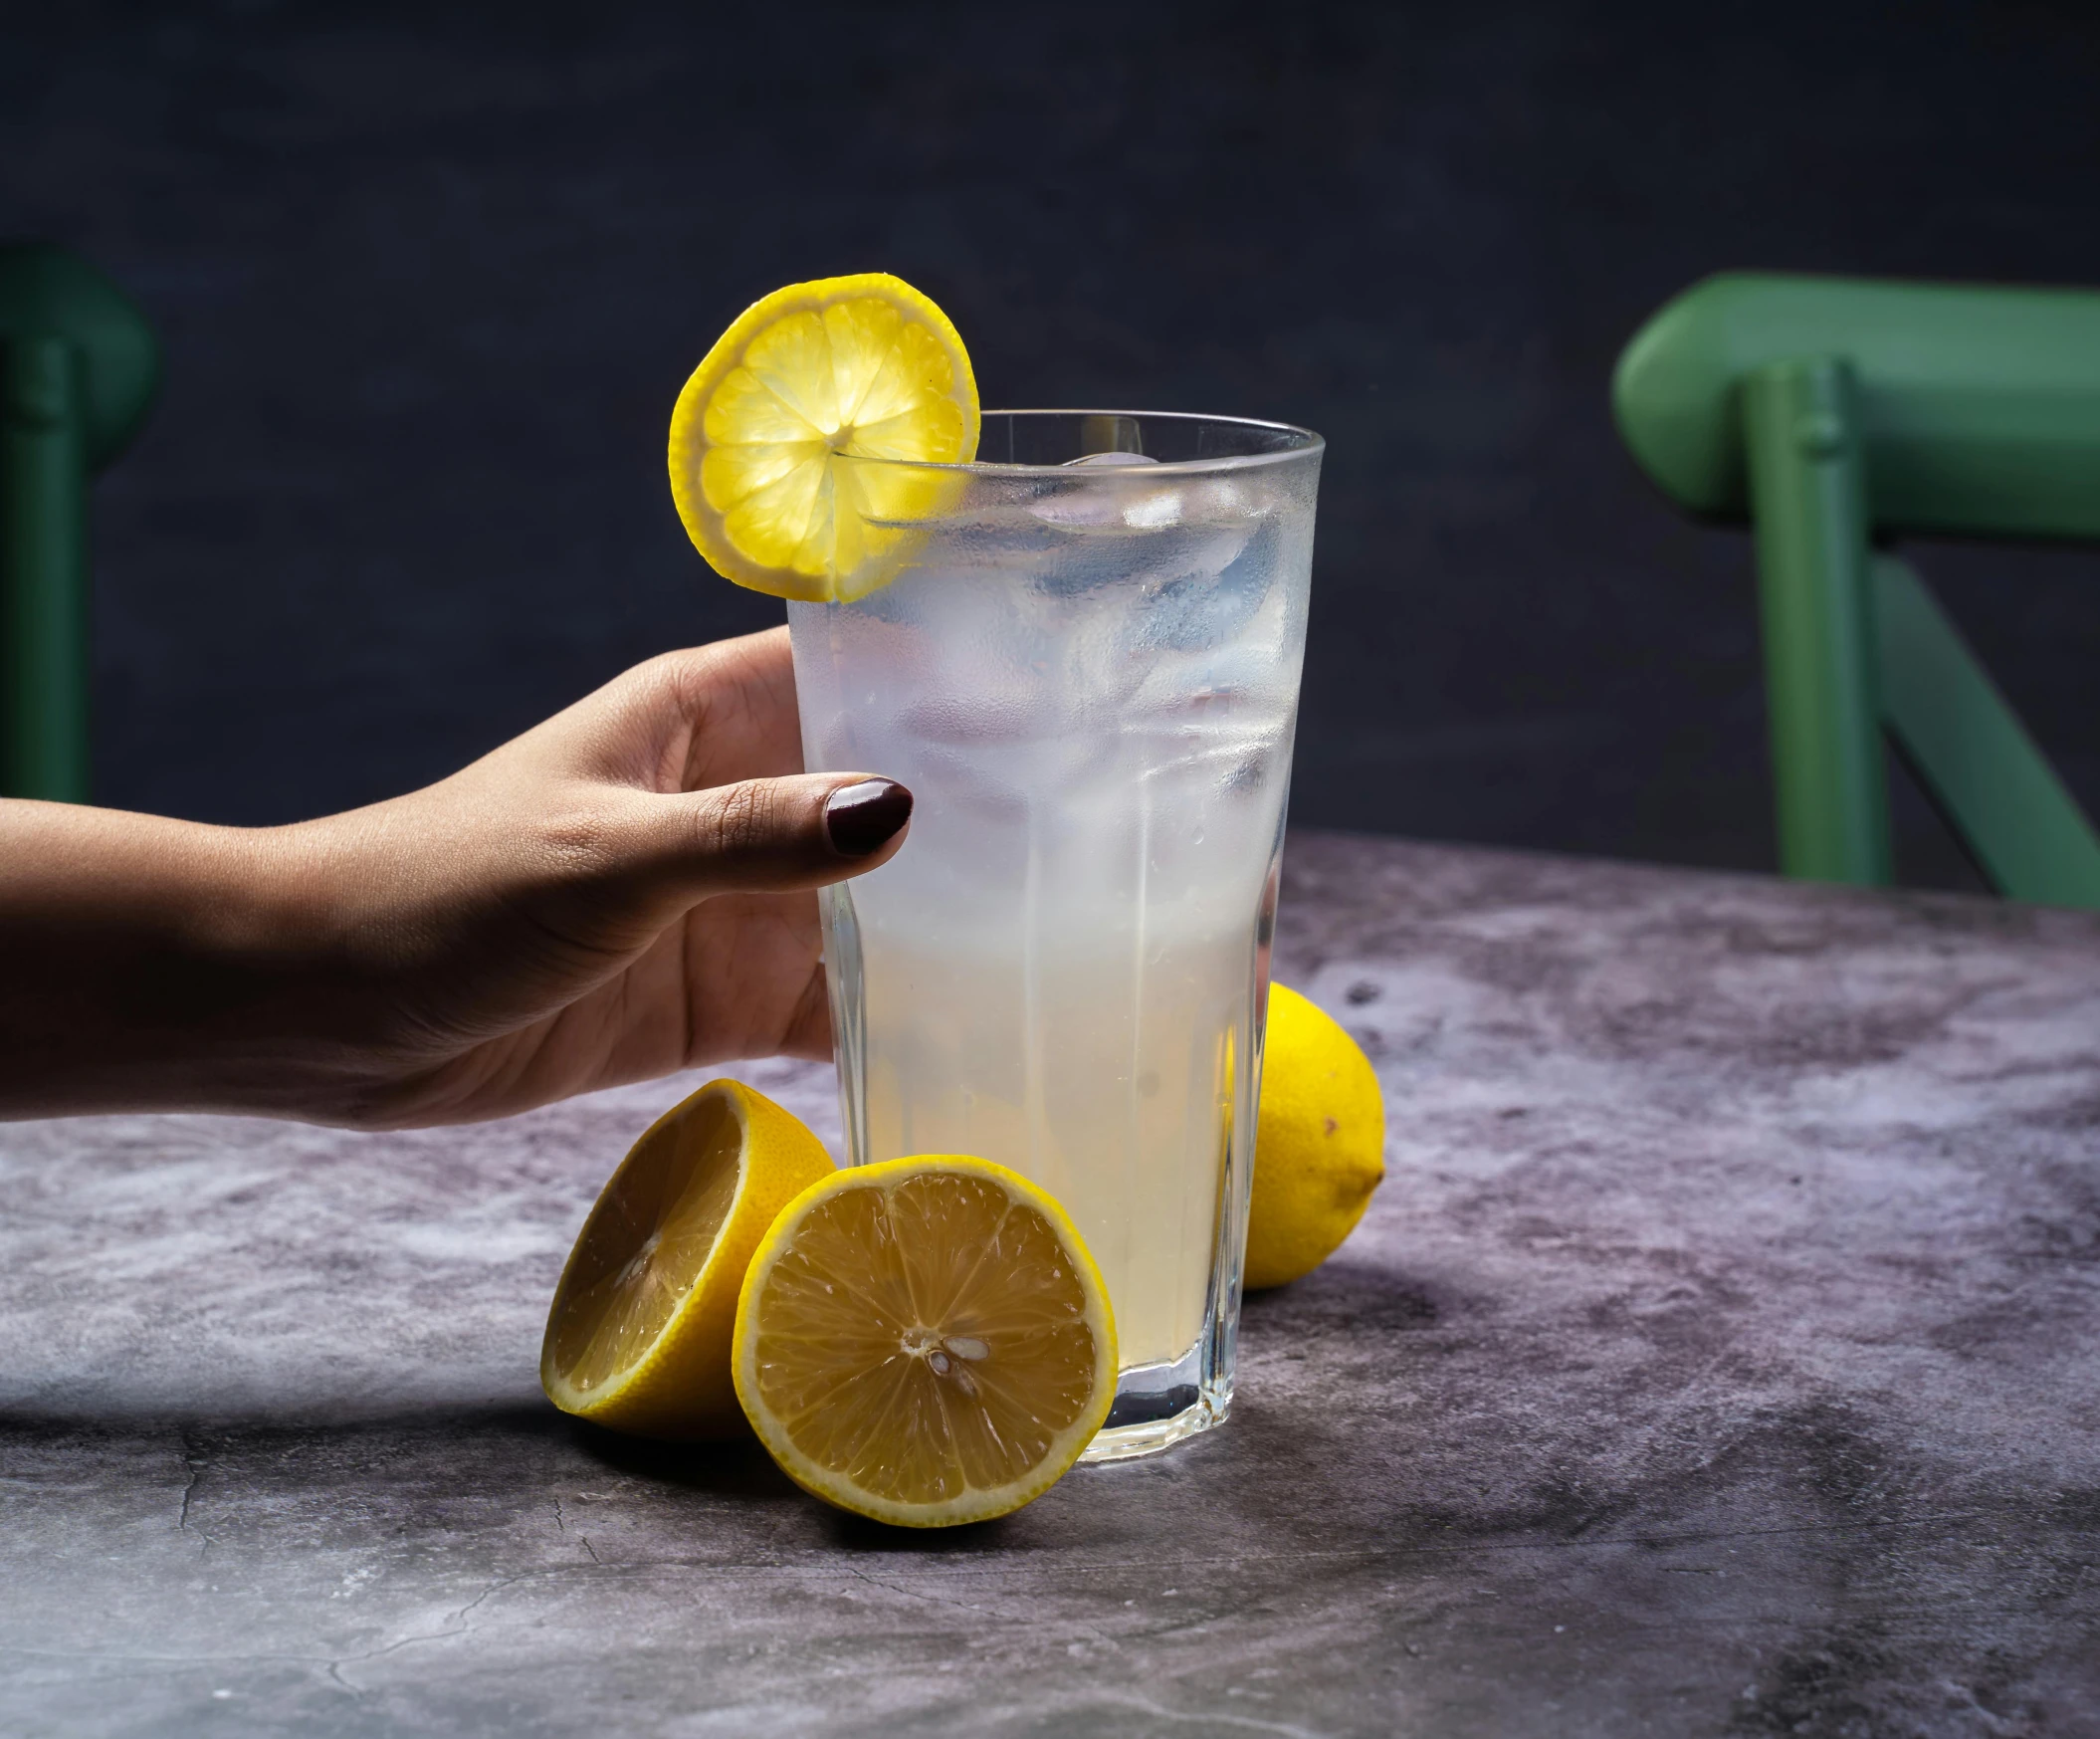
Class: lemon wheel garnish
733,1156,1117,1528
668,274,979,602
540,1079,835,1438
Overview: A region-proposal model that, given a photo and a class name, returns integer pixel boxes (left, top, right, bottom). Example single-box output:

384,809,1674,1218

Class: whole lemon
1244,983,1386,1289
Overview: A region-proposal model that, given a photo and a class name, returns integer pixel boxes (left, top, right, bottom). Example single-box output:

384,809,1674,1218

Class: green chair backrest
1613,271,2100,909
0,244,160,802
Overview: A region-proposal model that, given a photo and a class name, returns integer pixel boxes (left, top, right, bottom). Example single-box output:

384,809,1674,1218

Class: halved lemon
668,274,979,602
733,1156,1117,1528
540,1079,834,1438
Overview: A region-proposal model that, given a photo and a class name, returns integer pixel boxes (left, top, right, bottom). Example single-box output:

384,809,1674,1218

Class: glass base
1080,1349,1232,1462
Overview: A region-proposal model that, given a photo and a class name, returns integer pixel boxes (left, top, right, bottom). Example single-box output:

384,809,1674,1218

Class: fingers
638,628,804,791
621,771,914,907
501,628,803,793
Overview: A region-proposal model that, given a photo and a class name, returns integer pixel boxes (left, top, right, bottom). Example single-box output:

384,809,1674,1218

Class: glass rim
833,408,1324,477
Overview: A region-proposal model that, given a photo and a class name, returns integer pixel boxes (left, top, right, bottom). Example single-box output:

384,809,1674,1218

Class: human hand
0,627,908,1127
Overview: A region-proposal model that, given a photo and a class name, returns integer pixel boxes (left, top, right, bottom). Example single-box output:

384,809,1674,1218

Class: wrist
0,801,341,1117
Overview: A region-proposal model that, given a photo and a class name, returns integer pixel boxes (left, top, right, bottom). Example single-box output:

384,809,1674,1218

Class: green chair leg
1741,355,1891,887
0,245,160,804
1,335,91,801
1874,554,2100,907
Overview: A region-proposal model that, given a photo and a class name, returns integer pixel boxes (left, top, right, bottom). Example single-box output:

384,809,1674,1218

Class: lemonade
789,411,1321,1458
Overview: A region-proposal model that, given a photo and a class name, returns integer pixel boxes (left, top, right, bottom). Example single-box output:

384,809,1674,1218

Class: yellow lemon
540,1079,834,1438
1245,983,1386,1289
667,273,979,601
734,1156,1117,1528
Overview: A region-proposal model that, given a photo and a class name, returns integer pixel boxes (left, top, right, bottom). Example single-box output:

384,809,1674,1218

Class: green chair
1613,271,2100,909
0,244,159,802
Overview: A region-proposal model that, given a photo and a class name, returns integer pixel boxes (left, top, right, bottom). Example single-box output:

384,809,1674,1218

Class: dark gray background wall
5,0,2097,888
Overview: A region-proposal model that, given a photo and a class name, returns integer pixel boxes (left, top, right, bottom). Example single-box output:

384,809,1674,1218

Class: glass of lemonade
788,410,1321,1460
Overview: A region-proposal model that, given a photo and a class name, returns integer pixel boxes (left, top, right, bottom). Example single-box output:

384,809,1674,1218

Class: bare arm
0,626,907,1127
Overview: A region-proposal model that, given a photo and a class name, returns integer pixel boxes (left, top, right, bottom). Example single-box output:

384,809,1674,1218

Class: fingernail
824,779,913,857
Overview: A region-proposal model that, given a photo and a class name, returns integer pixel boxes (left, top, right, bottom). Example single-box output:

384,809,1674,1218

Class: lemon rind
732,1154,1119,1528
1244,985,1388,1291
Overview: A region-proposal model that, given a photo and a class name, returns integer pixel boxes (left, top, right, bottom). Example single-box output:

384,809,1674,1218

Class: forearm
0,800,337,1118
0,636,891,1128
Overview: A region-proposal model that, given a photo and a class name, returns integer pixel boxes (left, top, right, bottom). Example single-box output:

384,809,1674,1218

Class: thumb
623,772,914,904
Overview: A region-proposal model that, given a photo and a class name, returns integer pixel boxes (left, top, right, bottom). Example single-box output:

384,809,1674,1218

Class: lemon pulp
734,1157,1116,1526
547,1110,739,1396
540,1079,834,1438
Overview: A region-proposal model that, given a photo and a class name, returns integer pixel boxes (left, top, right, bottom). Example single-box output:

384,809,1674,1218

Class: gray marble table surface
4,832,2099,1738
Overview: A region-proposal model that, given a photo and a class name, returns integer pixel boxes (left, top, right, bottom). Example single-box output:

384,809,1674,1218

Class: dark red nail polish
825,779,913,857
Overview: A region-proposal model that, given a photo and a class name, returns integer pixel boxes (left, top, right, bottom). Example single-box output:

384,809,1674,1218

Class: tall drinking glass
788,410,1321,1460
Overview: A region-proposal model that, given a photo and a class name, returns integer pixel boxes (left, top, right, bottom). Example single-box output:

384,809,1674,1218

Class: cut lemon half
733,1156,1117,1528
541,1079,834,1438
668,274,979,602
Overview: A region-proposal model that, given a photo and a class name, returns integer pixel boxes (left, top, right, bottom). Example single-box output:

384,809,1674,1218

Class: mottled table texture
5,833,2099,1738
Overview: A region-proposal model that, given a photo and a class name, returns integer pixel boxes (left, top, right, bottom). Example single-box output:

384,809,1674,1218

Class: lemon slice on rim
733,1156,1118,1528
540,1079,834,1439
668,274,979,601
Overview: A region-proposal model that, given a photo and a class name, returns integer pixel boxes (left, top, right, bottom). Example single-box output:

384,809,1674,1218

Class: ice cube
1130,516,1281,653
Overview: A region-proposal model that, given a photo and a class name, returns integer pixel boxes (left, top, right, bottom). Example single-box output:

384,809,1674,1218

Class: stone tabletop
5,832,2099,1738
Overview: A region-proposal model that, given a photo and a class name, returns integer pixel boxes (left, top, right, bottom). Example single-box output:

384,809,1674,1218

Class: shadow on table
1238,1254,1443,1336
821,1509,1016,1553
571,1415,1015,1547
567,1414,800,1501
